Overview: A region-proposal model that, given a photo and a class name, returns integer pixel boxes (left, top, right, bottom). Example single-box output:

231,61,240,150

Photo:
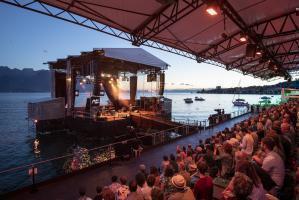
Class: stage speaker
130,76,137,105
158,72,165,96
246,44,256,58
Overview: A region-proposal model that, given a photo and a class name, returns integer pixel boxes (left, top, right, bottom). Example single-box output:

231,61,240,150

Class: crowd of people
78,101,298,200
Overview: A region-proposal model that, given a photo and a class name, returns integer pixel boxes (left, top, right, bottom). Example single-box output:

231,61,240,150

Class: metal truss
131,0,204,47
0,0,227,70
197,5,298,78
198,11,298,60
228,36,299,70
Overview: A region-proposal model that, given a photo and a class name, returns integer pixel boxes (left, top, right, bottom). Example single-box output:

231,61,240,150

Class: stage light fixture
205,0,218,16
296,8,299,16
256,47,262,55
221,33,228,39
239,33,247,42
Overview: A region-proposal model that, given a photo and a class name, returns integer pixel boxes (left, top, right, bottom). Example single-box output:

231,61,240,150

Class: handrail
0,124,188,175
172,108,250,127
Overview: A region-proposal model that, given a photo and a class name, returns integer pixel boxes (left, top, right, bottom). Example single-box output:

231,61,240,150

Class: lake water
0,92,281,193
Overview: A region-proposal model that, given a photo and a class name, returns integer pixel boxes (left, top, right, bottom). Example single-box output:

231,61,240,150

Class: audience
79,101,298,200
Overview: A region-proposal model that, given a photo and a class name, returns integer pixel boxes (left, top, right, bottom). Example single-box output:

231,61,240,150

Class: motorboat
259,96,271,104
232,98,249,107
195,96,205,101
184,98,193,103
260,96,271,100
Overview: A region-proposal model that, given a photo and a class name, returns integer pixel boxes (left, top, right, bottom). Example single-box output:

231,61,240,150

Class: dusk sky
0,3,284,89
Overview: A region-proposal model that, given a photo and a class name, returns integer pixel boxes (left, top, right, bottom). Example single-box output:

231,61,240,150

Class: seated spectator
136,173,151,200
223,160,266,200
253,137,285,196
176,155,185,170
232,173,253,200
127,180,143,200
78,187,92,200
240,128,254,156
151,187,164,200
187,144,194,154
185,151,193,168
93,186,102,200
147,175,156,189
102,187,115,200
188,162,197,176
193,162,213,200
216,142,234,178
117,176,130,200
109,175,121,194
150,166,161,187
178,163,191,186
161,155,170,172
166,174,195,200
169,154,179,173
161,167,176,195
139,164,148,178
202,144,217,177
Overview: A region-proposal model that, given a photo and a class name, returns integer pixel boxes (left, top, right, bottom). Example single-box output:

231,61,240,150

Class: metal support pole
30,166,37,193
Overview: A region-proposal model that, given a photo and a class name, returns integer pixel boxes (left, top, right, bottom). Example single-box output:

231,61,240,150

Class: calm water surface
0,92,280,193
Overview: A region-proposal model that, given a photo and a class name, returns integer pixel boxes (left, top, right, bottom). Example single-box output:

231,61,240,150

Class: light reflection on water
0,92,280,193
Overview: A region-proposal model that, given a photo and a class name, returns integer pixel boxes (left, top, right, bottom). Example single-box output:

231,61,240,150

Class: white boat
195,96,205,101
232,80,249,107
260,96,271,100
259,96,271,104
184,98,193,103
232,98,249,106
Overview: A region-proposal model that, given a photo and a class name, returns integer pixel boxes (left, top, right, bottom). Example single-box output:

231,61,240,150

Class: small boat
184,98,193,103
260,96,271,100
259,96,271,104
232,98,249,106
195,97,205,101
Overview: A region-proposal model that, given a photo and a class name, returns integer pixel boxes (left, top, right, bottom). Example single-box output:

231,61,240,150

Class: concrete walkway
7,114,251,200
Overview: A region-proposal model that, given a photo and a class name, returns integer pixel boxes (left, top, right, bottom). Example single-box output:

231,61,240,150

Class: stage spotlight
205,0,218,16
240,33,247,42
221,33,228,39
256,47,262,55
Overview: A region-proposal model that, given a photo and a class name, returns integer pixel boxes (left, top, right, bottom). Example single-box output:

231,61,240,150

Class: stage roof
101,48,168,70
48,48,169,71
2,0,299,80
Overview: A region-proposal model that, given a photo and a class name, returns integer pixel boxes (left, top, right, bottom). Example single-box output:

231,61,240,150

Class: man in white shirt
240,128,254,156
258,137,285,196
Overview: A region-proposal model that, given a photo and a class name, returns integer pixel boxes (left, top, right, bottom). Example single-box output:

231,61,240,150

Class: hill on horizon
0,66,50,92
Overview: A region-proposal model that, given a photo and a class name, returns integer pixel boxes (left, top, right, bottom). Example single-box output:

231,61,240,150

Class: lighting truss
197,3,298,78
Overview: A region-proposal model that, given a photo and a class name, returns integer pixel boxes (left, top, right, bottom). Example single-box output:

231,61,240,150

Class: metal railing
172,108,250,128
0,124,189,194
